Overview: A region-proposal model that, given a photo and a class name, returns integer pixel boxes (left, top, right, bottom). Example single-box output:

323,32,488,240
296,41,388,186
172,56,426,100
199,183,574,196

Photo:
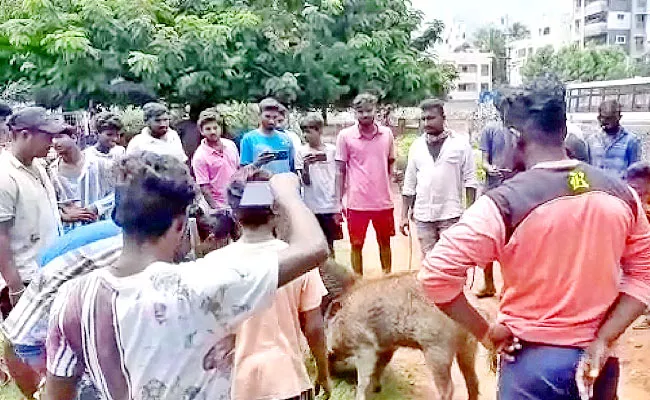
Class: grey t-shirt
479,122,508,189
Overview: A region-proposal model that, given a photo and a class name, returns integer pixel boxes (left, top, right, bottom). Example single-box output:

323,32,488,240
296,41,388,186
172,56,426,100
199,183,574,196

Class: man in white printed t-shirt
126,102,188,163
296,113,343,256
44,152,329,400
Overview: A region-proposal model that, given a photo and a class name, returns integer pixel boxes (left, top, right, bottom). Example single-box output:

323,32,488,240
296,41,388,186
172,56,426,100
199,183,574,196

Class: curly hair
113,153,197,241
143,102,169,122
197,108,223,130
352,93,378,109
94,111,123,133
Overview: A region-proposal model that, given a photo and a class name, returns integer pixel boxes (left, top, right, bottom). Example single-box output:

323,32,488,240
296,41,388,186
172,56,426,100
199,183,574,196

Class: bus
566,77,650,136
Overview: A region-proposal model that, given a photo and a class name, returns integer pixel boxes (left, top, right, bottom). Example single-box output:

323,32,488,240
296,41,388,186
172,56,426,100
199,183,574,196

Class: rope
407,225,413,271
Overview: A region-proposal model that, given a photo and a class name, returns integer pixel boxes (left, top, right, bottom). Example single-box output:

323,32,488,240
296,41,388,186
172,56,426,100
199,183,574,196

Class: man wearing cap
0,107,64,313
126,102,188,163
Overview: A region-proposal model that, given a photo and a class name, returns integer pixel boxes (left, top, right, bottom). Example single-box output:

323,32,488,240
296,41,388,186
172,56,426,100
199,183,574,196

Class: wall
607,11,633,29
608,30,632,47
609,0,633,12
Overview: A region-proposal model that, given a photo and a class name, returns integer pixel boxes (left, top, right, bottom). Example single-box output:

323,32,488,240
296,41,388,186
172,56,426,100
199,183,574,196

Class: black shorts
315,213,343,243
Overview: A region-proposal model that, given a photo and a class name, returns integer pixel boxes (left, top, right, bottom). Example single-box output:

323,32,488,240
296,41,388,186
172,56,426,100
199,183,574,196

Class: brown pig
321,266,480,400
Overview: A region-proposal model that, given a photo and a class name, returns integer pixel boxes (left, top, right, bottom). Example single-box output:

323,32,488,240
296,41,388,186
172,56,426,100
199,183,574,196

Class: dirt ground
332,184,650,399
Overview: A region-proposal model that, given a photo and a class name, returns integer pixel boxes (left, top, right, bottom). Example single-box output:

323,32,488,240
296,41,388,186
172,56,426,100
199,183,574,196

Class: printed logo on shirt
568,169,590,193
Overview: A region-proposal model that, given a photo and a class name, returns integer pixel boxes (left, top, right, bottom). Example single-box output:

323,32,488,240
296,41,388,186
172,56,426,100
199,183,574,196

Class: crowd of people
0,75,647,400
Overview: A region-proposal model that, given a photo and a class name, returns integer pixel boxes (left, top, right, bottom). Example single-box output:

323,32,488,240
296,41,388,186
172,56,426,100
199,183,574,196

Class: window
459,65,477,73
633,84,650,111
635,36,645,51
617,14,625,21
517,48,527,57
637,15,646,29
457,83,477,92
543,27,551,35
481,83,489,91
528,47,534,56
481,64,489,76
616,35,626,44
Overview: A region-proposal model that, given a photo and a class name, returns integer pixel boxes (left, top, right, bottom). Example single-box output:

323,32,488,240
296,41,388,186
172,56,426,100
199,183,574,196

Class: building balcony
584,21,608,37
585,0,608,16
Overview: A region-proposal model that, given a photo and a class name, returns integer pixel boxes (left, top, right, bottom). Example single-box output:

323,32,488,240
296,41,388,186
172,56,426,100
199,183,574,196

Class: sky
411,0,571,32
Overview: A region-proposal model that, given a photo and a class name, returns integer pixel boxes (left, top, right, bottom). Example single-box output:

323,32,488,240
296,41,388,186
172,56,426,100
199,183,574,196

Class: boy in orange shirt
227,167,332,400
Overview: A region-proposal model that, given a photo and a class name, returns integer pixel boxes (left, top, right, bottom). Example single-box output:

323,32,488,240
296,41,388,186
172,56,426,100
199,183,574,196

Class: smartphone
239,182,274,208
272,150,289,161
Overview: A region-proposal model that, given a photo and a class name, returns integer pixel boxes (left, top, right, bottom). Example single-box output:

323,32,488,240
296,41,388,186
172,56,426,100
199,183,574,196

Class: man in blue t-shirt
240,98,295,174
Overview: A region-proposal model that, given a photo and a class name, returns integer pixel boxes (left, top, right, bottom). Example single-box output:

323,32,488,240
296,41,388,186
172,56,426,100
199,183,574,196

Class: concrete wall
608,30,632,48
608,11,633,29
609,0,633,12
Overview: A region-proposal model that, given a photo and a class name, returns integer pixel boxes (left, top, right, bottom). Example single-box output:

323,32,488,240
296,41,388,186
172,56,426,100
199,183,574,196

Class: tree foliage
0,0,455,110
521,45,636,83
473,26,507,84
510,22,530,40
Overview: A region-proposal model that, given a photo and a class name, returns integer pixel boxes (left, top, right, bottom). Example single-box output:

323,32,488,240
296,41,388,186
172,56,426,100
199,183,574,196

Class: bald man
586,100,641,179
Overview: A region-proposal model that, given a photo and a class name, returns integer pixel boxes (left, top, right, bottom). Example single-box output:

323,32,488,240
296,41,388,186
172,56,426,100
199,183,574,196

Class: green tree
521,45,635,83
0,0,454,110
510,22,530,40
473,26,507,84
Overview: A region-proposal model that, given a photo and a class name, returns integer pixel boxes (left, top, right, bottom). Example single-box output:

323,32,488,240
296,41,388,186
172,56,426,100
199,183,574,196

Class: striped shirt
49,154,117,233
586,127,642,179
1,235,122,347
47,247,278,400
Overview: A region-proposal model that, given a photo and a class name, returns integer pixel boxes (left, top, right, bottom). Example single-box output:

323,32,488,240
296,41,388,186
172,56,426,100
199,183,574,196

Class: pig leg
369,349,395,393
423,348,454,400
456,338,479,400
354,347,380,400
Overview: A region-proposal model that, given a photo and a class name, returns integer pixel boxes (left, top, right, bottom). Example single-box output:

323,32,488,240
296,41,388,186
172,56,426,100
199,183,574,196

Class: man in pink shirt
192,109,239,210
418,77,650,400
336,93,395,275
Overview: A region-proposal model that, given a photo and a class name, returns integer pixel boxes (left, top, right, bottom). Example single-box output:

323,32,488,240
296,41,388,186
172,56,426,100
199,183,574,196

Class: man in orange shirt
418,77,650,400
228,168,332,400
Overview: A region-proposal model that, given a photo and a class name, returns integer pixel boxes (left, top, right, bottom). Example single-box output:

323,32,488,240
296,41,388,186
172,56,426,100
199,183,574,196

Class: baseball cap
7,107,70,135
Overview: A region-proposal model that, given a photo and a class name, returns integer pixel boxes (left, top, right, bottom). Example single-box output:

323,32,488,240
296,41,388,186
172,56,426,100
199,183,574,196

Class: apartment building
441,50,494,102
572,0,649,58
508,14,573,85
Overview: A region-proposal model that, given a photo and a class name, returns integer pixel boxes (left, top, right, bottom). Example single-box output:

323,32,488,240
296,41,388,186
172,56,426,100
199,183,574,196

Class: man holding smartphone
240,98,296,174
297,113,343,256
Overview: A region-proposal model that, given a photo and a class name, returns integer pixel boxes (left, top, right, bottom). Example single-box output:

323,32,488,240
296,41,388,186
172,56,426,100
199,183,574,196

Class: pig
320,264,481,400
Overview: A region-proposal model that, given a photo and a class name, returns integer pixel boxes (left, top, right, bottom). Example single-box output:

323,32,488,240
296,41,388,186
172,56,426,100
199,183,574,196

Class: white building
441,50,494,102
572,0,649,59
507,14,573,86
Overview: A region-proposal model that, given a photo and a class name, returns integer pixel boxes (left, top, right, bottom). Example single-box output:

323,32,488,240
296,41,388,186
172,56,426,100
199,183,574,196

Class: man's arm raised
271,174,329,287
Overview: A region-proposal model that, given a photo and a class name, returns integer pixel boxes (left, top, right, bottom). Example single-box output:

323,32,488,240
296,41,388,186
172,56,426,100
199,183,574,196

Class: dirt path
332,184,650,399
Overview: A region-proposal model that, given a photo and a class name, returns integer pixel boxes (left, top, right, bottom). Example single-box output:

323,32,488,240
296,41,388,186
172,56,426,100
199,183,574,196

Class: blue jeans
498,343,619,400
